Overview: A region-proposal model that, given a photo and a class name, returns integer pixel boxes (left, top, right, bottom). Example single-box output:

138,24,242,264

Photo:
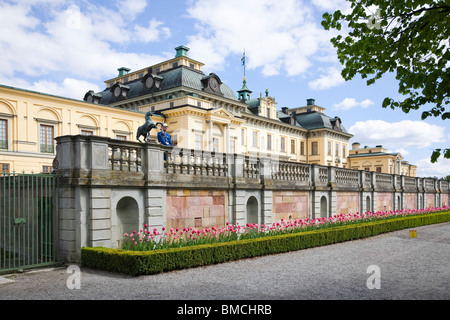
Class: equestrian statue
136,111,163,143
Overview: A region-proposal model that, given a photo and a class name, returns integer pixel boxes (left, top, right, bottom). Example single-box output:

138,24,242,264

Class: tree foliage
322,0,449,162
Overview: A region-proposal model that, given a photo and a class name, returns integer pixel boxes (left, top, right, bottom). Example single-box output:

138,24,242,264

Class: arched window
246,196,259,225
366,196,371,212
114,196,139,248
320,196,328,218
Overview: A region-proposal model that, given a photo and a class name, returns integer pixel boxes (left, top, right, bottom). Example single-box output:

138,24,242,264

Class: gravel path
1,222,449,302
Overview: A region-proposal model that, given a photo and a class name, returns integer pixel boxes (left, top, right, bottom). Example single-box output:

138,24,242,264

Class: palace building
348,143,417,177
84,45,353,165
0,45,417,175
0,83,161,173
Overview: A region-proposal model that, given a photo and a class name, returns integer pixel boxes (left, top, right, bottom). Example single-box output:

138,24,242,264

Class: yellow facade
347,143,417,177
0,85,163,173
1,45,355,173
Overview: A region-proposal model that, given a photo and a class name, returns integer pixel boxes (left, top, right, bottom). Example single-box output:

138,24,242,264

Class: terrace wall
54,135,450,263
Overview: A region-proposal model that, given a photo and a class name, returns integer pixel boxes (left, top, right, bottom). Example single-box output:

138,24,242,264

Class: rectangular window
342,145,346,158
335,143,339,157
267,108,270,118
1,163,10,173
42,166,52,174
280,137,286,152
0,119,7,149
300,141,305,156
252,131,258,148
267,133,272,150
40,125,54,153
195,134,202,150
327,141,332,156
81,130,93,136
212,137,219,152
311,141,318,155
291,139,296,154
241,128,246,146
230,139,235,153
116,135,127,141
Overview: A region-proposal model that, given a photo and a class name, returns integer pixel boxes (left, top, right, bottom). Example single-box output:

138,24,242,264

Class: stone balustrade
54,135,449,193
54,135,449,263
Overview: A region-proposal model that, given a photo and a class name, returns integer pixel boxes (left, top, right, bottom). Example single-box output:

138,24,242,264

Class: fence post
142,143,165,181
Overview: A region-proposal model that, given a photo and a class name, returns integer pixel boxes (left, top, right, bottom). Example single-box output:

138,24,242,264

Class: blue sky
0,0,448,178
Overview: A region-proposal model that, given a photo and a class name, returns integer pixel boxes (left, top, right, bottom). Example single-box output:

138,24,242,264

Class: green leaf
431,149,441,163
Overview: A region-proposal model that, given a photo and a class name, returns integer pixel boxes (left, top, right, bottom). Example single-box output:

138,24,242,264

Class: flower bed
121,206,450,251
81,207,450,276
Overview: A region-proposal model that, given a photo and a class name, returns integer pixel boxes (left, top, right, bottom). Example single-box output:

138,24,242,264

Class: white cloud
395,148,409,156
0,0,171,95
333,97,374,110
186,0,336,76
0,75,101,100
119,0,148,19
30,78,102,100
308,67,345,90
349,120,445,149
311,0,351,12
134,19,171,43
416,157,450,178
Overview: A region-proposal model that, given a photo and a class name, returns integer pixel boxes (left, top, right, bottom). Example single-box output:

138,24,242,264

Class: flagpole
244,49,246,78
242,49,246,79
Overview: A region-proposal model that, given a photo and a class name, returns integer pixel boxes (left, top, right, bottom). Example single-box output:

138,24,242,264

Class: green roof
94,66,238,105
348,152,400,158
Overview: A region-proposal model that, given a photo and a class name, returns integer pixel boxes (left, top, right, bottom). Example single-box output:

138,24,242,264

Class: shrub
81,210,450,276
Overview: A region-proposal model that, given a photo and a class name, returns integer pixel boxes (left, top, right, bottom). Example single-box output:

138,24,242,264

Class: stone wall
273,191,309,221
404,193,417,210
166,189,228,230
376,193,393,211
426,193,435,208
336,192,360,215
442,193,449,206
54,135,450,263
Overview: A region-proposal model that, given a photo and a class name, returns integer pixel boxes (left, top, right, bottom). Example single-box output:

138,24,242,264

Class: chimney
307,98,315,106
290,111,297,125
175,45,190,58
118,67,130,76
352,142,360,150
281,107,289,114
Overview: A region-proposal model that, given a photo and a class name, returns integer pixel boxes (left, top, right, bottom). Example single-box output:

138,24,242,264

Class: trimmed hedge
81,211,450,276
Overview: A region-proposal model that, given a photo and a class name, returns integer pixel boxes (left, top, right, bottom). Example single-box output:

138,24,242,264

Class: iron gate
0,172,59,273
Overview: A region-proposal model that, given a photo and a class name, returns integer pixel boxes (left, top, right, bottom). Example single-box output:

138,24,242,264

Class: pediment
209,107,234,119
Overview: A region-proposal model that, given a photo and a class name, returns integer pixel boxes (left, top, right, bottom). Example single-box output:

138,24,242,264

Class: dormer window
110,83,130,101
83,90,102,104
142,72,163,91
114,86,121,97
145,76,154,89
201,73,223,97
